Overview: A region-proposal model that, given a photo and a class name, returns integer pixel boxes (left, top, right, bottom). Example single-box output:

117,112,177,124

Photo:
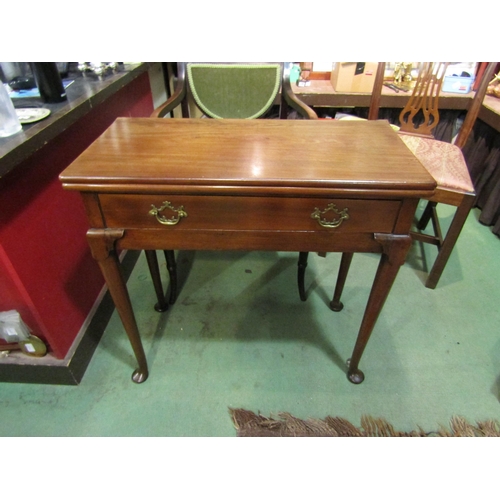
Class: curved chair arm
151,63,187,118
282,62,318,120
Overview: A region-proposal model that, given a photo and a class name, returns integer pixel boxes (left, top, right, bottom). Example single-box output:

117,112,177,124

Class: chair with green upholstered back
146,62,317,307
152,62,317,120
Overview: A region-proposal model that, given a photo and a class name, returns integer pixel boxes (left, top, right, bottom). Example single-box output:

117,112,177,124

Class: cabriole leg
297,252,309,301
330,252,353,312
145,250,168,312
347,234,411,384
87,229,149,383
164,250,177,304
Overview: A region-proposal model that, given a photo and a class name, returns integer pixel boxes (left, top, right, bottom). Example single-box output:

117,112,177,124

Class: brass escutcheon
311,203,349,228
149,201,187,226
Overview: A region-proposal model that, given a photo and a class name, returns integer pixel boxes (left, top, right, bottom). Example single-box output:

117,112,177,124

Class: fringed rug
229,408,500,437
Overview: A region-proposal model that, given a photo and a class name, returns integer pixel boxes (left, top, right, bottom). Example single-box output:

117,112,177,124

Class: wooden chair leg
145,250,168,312
425,194,475,289
417,201,437,230
164,250,177,304
297,252,309,301
330,252,353,311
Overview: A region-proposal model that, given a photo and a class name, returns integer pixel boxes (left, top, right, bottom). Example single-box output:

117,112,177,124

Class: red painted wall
0,71,154,358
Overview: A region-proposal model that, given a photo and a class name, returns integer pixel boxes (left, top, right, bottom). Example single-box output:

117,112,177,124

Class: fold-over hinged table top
60,118,436,197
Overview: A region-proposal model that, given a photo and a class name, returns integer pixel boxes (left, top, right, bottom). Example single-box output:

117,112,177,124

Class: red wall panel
0,71,154,358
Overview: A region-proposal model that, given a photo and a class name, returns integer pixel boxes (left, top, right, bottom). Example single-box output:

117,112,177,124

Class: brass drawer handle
149,201,187,226
311,203,349,228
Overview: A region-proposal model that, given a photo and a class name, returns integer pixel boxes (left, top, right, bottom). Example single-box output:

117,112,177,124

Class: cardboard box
331,62,378,93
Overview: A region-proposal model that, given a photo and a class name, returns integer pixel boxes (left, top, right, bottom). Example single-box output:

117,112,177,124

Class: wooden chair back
398,62,448,137
369,62,497,149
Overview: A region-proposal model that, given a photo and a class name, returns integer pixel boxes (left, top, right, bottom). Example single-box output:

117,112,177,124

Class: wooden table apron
60,118,436,384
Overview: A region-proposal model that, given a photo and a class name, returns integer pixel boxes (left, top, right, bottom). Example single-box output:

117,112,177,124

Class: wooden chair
145,62,318,309
395,62,496,288
353,61,497,290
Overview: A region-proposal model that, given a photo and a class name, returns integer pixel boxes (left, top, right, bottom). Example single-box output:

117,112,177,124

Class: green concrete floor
0,204,499,436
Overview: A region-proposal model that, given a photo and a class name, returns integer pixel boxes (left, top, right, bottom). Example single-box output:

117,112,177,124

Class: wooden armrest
151,63,187,118
282,62,318,120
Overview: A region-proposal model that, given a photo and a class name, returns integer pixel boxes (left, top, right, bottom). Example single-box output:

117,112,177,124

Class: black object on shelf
31,63,67,103
9,76,36,90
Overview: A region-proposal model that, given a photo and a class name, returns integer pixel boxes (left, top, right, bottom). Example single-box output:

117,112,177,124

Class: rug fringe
229,408,500,437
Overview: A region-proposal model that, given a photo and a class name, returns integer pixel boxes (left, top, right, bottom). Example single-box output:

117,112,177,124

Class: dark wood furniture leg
297,251,309,301
346,234,412,384
145,250,169,312
416,201,436,231
424,194,475,289
330,252,353,311
87,229,149,383
413,195,475,289
164,250,177,304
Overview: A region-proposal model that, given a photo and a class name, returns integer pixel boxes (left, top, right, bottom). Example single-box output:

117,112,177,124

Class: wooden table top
60,118,435,196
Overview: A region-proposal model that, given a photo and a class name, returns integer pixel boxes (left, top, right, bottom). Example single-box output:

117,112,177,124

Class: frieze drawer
98,194,401,233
